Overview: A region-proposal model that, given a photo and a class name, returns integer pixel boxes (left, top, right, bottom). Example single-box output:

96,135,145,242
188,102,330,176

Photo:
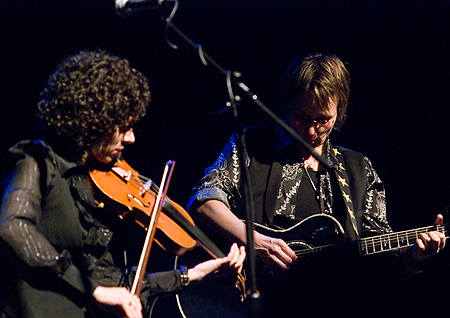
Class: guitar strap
330,147,360,240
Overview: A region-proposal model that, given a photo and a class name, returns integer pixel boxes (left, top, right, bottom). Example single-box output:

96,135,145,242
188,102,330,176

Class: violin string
138,173,150,182
114,165,233,261
115,160,150,185
125,175,144,191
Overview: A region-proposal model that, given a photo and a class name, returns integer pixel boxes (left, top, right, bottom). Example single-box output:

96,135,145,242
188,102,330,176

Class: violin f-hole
127,193,151,208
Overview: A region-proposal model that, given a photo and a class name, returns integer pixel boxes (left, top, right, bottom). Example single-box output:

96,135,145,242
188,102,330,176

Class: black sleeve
0,154,97,297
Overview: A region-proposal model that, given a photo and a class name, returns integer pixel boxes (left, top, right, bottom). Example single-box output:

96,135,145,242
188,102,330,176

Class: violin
89,159,196,255
88,159,246,298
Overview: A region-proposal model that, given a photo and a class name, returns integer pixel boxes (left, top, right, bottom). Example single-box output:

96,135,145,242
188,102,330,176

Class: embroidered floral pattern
362,156,391,234
274,163,303,219
190,128,392,238
202,136,240,193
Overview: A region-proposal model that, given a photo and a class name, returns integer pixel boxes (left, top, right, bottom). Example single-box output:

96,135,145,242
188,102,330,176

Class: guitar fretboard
359,224,449,256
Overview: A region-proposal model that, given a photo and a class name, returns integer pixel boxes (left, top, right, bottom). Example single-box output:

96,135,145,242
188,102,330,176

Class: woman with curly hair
0,50,245,318
37,50,150,165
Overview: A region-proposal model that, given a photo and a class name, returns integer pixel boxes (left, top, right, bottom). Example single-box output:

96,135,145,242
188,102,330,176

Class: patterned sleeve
187,134,246,212
361,156,393,236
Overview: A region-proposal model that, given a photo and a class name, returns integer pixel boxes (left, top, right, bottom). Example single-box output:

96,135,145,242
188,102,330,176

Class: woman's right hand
195,200,296,272
92,286,142,318
254,231,297,271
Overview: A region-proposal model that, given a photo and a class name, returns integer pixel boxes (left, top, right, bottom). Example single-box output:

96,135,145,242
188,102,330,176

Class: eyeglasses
293,113,335,128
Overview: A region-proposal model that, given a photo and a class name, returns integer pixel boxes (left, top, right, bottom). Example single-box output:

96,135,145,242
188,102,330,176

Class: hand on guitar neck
408,214,446,263
252,213,447,275
196,200,447,273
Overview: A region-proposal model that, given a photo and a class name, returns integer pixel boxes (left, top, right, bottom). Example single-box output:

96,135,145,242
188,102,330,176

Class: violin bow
130,160,176,296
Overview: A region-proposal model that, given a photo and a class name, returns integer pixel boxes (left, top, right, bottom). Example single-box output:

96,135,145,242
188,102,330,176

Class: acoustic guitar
251,214,449,258
166,214,449,318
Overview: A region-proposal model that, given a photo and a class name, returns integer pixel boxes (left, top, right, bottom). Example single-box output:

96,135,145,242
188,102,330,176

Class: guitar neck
252,215,448,260
359,223,449,256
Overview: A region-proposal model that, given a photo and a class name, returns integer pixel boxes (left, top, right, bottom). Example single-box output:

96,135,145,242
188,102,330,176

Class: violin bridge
111,167,132,182
142,179,152,197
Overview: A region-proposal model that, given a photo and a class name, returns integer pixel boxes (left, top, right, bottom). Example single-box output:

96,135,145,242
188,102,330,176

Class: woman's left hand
188,243,246,282
410,214,446,262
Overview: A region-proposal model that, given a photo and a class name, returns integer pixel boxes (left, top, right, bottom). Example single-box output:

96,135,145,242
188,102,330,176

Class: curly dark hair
38,50,150,162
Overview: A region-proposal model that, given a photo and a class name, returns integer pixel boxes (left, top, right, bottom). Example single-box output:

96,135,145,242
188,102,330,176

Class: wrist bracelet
180,265,190,287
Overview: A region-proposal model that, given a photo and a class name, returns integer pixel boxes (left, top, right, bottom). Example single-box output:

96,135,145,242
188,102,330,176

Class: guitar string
294,224,449,257
360,225,449,252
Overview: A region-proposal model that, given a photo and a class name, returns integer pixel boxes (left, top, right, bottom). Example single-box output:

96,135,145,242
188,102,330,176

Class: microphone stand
164,21,337,171
161,16,337,318
227,91,262,318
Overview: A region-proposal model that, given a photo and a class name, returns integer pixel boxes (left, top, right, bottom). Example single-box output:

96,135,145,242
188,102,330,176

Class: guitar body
174,249,249,318
252,214,346,254
148,247,248,318
152,214,448,318
164,214,346,318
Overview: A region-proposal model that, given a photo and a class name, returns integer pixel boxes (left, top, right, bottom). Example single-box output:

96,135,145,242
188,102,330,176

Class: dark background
1,0,450,316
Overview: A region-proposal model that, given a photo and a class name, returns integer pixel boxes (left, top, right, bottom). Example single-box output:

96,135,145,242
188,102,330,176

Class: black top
0,139,182,318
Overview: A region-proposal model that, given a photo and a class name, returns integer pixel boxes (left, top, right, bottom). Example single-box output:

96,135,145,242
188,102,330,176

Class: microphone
115,0,175,16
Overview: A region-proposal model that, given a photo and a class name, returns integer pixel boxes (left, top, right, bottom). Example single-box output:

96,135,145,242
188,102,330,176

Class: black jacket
0,140,182,318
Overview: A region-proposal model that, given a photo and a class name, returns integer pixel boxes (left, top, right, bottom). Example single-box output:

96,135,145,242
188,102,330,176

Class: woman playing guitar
188,53,446,318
